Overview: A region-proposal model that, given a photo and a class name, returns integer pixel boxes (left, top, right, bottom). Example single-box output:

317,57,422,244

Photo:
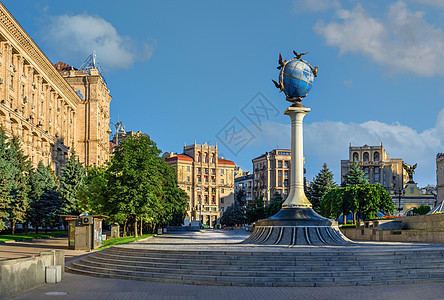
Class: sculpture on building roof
403,162,417,183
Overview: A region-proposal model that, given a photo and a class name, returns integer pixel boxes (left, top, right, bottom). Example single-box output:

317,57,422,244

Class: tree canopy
342,162,369,186
307,163,337,212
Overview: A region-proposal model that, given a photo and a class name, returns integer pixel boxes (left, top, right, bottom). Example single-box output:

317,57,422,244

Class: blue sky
3,0,443,187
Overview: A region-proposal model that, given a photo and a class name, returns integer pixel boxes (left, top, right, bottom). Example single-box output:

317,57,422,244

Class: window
197,175,201,182
187,166,190,172
221,169,224,175
363,152,369,162
375,174,380,182
374,152,380,162
204,176,208,183
197,152,201,162
353,153,359,162
375,167,379,173
187,176,190,182
187,187,190,192
221,188,225,193
284,161,289,168
364,167,369,173
278,181,282,187
278,171,282,177
278,161,282,168
411,187,414,194
204,153,208,163
284,171,288,178
284,180,288,187
221,179,224,184
221,198,224,203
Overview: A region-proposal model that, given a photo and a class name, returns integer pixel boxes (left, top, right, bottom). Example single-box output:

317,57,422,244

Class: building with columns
0,3,111,174
163,142,235,226
341,144,408,194
252,149,291,204
438,153,444,206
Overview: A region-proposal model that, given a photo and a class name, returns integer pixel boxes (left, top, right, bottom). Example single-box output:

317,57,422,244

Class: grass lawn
0,231,68,242
96,234,153,251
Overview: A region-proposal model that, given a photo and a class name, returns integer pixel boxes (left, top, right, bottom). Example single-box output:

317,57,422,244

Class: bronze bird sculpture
311,65,318,77
277,53,285,70
293,51,308,60
272,79,283,92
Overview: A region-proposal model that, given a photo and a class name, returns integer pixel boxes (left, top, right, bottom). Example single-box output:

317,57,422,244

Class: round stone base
243,208,352,245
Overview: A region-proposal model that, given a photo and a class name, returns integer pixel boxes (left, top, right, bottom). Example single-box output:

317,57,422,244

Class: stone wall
341,214,444,243
0,250,64,299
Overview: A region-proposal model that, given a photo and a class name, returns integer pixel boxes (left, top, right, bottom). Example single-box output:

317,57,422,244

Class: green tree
8,136,32,234
106,134,181,237
265,192,283,218
0,130,15,231
307,163,337,212
60,151,85,215
29,161,59,233
77,165,109,215
246,196,265,224
220,202,244,226
320,184,394,223
342,162,369,186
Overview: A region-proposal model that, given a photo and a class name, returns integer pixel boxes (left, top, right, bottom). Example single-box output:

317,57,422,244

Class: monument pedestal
243,105,350,245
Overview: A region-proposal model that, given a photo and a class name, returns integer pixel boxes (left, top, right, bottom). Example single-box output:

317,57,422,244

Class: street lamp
394,188,404,216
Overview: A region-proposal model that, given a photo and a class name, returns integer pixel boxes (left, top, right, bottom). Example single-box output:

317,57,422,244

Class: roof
165,154,194,162
235,174,254,182
218,158,235,165
54,61,77,71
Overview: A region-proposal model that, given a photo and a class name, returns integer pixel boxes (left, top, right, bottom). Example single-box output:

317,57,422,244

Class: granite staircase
66,246,444,287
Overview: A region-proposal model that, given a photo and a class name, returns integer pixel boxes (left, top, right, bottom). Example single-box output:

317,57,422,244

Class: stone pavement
0,237,87,262
9,270,444,300
5,230,444,300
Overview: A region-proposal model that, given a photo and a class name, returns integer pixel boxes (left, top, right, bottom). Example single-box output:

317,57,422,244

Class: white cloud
314,1,444,76
252,109,444,187
43,13,155,70
294,0,341,12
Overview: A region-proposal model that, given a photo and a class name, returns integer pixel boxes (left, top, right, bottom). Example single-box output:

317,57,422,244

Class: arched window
374,152,380,162
203,152,208,163
363,152,369,162
197,151,201,162
211,153,215,163
353,152,359,162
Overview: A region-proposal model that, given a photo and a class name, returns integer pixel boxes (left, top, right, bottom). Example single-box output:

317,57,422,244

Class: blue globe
280,59,314,99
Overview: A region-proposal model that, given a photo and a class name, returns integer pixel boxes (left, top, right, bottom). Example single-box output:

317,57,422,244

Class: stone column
282,105,312,209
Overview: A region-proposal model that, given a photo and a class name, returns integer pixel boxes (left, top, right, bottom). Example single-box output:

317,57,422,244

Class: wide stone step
87,254,444,273
74,259,438,279
67,262,444,287
96,251,444,266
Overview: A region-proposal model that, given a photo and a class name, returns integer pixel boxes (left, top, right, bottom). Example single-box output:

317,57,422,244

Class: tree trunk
139,217,143,237
343,214,347,225
11,221,16,235
134,217,138,238
123,219,128,237
353,213,356,224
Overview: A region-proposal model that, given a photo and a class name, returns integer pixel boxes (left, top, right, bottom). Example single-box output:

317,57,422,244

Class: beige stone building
341,144,408,194
0,3,111,174
54,62,111,166
438,153,444,205
163,142,235,226
252,149,291,204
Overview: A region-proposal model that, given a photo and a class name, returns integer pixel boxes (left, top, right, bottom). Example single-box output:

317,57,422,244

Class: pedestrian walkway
0,237,86,262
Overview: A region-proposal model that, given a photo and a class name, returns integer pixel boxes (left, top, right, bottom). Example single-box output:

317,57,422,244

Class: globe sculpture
244,51,350,245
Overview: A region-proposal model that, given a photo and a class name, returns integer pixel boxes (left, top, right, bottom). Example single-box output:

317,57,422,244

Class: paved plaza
5,230,444,299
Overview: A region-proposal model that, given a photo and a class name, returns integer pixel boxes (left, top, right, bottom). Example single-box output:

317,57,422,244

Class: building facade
341,144,408,194
163,142,235,226
54,62,111,166
438,153,444,205
252,149,291,204
234,173,254,204
0,3,111,174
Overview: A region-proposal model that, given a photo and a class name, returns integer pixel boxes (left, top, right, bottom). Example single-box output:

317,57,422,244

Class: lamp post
395,188,404,216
